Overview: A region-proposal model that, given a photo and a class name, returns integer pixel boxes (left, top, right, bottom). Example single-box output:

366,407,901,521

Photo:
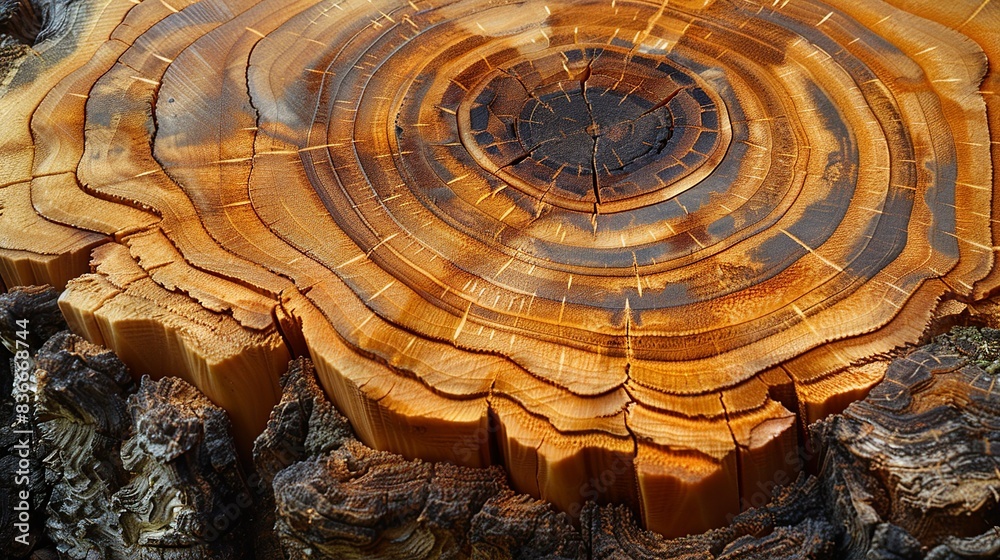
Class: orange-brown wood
1,0,996,538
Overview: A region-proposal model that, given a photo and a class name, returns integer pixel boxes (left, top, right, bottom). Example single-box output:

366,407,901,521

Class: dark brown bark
36,331,133,558
3,0,997,537
3,287,999,559
0,286,67,556
114,376,254,557
254,358,586,559
250,358,354,559
816,327,1000,556
30,330,255,558
0,285,66,350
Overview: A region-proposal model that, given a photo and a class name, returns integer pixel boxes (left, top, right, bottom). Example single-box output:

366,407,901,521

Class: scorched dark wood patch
0,0,997,538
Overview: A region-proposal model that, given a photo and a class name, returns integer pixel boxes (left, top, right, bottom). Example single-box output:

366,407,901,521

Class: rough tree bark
0,286,255,558
0,0,998,539
815,328,1000,557
0,287,997,558
35,331,255,558
253,341,1000,559
0,286,68,557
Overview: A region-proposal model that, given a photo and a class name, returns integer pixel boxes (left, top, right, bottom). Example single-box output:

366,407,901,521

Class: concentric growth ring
2,0,996,538
455,46,726,214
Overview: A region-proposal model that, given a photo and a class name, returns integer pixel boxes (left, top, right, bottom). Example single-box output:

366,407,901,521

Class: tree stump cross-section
0,0,997,538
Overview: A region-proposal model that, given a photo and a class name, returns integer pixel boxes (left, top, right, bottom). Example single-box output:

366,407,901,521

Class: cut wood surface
0,0,998,537
257,345,1000,559
1,286,998,558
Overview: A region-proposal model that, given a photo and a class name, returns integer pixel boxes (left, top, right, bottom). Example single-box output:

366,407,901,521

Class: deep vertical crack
579,59,602,208
719,392,745,515
621,298,641,527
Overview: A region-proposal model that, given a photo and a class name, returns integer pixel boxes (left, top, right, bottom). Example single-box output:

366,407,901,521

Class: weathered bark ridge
1,0,998,536
0,286,998,558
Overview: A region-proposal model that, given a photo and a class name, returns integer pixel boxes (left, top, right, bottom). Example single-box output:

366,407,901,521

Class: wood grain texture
256,334,1000,559
1,0,997,536
3,288,998,558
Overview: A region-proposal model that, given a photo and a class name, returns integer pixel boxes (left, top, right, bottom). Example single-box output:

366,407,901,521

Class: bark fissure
1,0,997,542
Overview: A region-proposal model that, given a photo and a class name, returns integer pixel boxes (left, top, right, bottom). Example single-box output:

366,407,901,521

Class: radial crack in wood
4,295,998,557
1,0,998,537
259,327,1000,558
